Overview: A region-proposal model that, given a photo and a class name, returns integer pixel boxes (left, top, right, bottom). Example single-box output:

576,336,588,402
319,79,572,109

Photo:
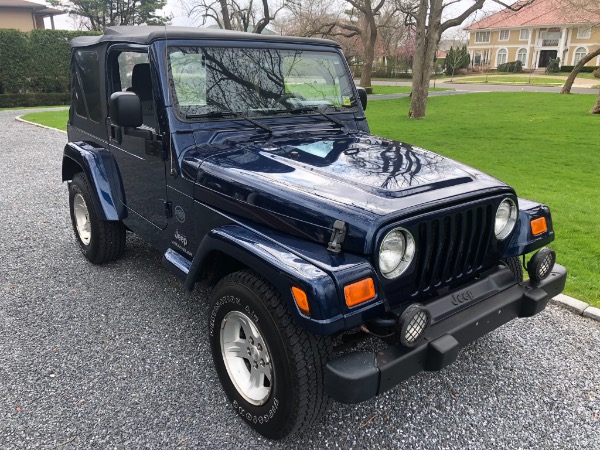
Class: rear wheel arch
62,155,83,181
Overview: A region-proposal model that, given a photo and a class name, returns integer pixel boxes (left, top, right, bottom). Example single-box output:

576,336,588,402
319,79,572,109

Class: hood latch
328,220,347,253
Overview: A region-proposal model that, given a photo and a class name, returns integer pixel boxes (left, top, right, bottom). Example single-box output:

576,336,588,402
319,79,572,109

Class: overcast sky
43,0,504,33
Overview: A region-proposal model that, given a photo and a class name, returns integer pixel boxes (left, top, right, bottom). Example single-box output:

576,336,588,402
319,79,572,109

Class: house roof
466,0,600,30
71,25,340,48
0,0,63,15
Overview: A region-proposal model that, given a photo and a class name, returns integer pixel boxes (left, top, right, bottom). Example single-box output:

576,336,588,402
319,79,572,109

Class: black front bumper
325,263,567,404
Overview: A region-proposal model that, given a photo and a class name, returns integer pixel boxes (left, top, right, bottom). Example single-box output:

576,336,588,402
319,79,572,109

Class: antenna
164,24,176,177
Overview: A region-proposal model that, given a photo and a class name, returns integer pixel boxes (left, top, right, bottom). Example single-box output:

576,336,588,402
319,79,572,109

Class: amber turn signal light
531,217,547,235
291,286,310,316
344,278,376,308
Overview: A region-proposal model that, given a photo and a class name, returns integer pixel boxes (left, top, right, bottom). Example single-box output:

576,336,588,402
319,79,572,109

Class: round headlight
495,198,518,240
379,227,415,279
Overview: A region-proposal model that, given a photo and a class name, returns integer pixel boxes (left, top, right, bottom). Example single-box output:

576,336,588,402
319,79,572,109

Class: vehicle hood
186,132,513,254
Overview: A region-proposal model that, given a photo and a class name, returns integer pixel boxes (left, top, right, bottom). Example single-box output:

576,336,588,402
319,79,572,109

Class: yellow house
466,0,600,69
0,0,64,31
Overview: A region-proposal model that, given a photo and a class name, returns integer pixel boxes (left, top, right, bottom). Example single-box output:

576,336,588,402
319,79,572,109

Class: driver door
107,48,168,230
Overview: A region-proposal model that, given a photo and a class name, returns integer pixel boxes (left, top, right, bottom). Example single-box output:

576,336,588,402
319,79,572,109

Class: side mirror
109,92,142,128
356,86,367,111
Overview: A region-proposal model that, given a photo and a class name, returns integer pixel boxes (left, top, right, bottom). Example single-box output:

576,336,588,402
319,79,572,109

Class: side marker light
291,287,310,316
344,278,376,308
531,217,548,235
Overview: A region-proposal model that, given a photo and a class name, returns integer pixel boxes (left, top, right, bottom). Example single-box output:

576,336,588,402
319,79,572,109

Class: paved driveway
1,110,599,449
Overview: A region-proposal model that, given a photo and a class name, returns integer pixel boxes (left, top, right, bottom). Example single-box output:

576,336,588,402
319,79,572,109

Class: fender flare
184,225,348,334
62,141,127,221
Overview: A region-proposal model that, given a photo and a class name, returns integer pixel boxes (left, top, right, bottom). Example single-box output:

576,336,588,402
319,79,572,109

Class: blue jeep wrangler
63,26,567,439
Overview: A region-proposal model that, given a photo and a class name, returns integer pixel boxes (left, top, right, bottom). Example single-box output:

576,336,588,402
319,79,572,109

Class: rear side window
72,50,101,122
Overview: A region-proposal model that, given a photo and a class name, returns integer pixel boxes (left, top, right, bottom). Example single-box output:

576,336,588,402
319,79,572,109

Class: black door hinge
328,220,347,253
165,201,173,219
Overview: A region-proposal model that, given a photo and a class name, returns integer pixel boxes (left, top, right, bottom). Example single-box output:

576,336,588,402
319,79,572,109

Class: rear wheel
69,173,126,264
208,270,331,439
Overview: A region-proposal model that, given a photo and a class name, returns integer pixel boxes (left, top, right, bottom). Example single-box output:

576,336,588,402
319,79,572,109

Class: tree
323,2,402,91
50,0,170,30
283,0,404,91
399,0,536,119
556,0,600,113
445,45,469,77
184,0,288,34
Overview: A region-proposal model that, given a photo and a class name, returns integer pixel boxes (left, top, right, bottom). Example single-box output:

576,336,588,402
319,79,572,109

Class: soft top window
73,50,101,123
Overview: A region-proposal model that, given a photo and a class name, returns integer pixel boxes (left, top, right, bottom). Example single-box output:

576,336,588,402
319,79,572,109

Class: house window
475,31,491,43
577,27,591,39
517,48,527,65
497,48,508,66
499,30,510,41
520,29,529,40
574,47,587,65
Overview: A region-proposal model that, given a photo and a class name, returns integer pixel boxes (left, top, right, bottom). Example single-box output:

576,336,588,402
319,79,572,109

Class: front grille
411,203,494,294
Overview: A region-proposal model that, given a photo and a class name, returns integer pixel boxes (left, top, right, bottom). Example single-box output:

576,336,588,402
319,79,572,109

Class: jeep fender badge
175,206,185,223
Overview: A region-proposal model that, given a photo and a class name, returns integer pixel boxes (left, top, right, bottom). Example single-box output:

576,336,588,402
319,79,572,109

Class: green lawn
366,92,600,307
21,93,600,306
1,105,68,112
452,76,564,86
21,110,68,131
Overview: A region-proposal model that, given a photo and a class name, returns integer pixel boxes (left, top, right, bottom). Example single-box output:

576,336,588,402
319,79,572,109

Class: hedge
0,92,70,108
0,29,100,98
560,65,600,73
497,60,523,73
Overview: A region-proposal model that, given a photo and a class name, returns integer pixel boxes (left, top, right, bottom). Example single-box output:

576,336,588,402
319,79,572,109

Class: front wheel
208,270,331,439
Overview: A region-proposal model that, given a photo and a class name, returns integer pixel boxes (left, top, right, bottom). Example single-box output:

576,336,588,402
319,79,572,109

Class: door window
110,51,157,131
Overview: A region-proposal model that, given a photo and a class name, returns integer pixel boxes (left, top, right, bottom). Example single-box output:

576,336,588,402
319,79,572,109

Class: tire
208,270,332,439
502,256,524,282
69,173,126,264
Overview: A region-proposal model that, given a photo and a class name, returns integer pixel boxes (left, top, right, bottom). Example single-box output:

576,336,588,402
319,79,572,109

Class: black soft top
70,26,339,48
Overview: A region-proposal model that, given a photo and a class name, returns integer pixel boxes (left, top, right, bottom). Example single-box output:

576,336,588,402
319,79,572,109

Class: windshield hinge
165,201,173,219
328,220,347,253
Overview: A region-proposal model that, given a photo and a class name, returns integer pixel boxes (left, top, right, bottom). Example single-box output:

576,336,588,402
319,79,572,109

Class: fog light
397,304,430,347
527,248,556,284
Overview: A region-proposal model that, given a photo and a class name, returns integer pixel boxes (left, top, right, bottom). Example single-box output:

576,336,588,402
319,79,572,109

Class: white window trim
517,48,528,67
577,27,591,39
520,29,529,41
475,31,491,43
499,30,510,41
573,46,588,65
496,48,508,66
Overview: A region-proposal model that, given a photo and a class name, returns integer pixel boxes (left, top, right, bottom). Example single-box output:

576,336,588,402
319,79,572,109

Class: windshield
168,46,358,118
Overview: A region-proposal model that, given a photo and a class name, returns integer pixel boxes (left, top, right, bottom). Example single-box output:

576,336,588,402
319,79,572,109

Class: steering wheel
275,93,306,108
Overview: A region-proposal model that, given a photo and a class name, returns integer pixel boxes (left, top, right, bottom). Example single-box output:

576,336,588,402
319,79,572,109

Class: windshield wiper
287,106,346,130
186,110,273,134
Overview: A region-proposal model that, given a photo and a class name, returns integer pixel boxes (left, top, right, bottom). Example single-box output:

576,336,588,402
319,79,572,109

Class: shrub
593,69,600,79
545,58,560,73
0,29,100,98
497,60,523,73
0,29,29,94
0,93,70,108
